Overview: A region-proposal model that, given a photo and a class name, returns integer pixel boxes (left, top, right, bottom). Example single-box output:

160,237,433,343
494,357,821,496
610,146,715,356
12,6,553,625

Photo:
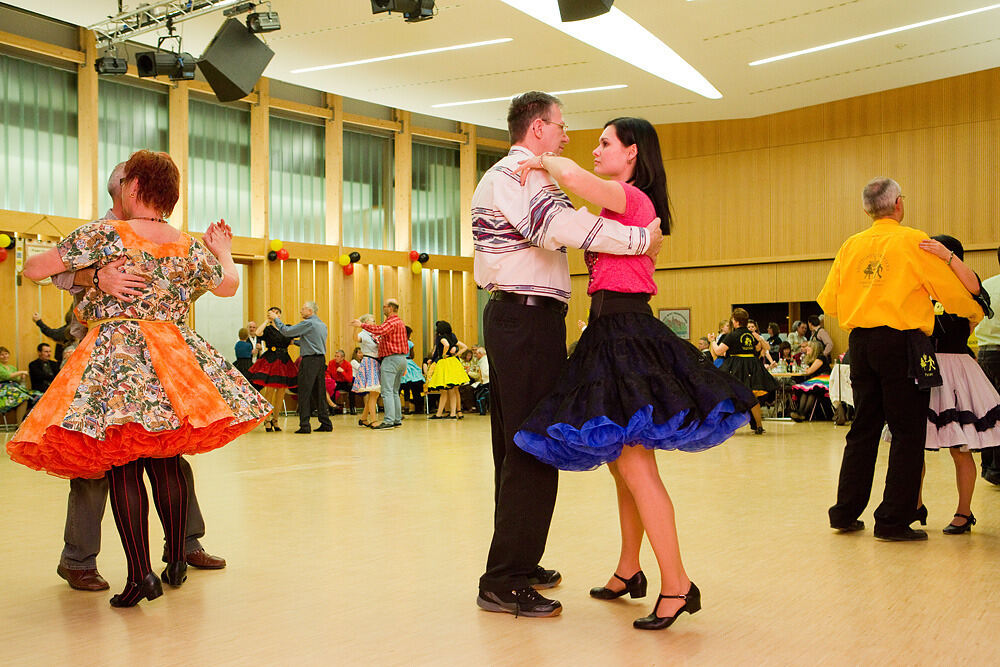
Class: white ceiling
9,0,1000,130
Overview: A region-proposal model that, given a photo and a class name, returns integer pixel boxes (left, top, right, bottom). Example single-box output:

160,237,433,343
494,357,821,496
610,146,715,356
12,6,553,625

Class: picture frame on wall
658,308,690,340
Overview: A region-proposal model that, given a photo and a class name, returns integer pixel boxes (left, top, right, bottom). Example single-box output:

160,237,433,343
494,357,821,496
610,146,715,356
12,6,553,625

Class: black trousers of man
978,348,1000,480
297,354,332,431
829,327,930,532
479,298,566,593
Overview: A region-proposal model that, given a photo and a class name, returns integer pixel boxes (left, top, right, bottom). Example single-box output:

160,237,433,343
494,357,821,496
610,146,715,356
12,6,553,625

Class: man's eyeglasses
542,119,569,133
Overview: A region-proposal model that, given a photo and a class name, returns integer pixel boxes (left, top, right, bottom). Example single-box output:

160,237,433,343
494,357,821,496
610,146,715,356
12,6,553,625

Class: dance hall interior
2,1,999,664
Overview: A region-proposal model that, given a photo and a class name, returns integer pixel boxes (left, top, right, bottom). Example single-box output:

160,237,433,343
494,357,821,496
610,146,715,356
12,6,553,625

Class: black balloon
349,251,361,263
267,250,277,261
418,253,429,263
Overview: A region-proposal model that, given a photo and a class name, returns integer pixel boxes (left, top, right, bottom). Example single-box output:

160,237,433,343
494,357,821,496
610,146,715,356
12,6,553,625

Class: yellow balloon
0,233,10,248
410,261,423,275
269,239,283,252
339,254,351,266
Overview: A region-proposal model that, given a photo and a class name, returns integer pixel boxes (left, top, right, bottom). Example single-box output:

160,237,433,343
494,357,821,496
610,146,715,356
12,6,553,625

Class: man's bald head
107,162,127,203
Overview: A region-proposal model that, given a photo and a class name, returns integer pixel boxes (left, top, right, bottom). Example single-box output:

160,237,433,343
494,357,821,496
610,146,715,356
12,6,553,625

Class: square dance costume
514,183,755,471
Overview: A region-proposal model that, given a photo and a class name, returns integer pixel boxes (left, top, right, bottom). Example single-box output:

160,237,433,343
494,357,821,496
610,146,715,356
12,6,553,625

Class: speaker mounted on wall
557,0,614,22
199,18,275,103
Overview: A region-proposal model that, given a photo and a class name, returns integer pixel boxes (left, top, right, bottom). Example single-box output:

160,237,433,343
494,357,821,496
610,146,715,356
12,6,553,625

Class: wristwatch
92,268,101,290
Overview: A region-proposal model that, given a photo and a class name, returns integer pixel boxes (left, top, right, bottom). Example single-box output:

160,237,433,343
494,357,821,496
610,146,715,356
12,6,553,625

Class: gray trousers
379,354,406,425
60,456,205,569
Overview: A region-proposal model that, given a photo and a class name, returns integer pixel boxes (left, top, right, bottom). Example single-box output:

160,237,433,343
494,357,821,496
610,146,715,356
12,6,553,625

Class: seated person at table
787,320,809,349
769,341,793,369
789,340,831,422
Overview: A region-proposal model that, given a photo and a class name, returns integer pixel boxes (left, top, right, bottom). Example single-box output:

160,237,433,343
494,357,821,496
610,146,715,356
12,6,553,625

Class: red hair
123,150,180,218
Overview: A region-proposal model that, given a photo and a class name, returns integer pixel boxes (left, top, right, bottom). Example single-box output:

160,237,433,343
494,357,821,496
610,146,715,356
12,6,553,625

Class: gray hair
385,298,399,312
359,313,374,324
107,162,126,199
862,177,901,218
304,301,318,314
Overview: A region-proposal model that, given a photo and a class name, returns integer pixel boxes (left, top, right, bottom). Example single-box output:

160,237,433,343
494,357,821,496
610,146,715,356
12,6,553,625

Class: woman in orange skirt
8,150,271,607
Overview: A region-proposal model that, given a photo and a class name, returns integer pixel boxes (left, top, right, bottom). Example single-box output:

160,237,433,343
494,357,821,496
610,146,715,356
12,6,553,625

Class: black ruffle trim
928,403,1000,432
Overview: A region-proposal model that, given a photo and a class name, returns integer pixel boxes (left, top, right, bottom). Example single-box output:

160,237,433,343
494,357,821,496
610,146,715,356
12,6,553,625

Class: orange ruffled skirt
7,320,272,479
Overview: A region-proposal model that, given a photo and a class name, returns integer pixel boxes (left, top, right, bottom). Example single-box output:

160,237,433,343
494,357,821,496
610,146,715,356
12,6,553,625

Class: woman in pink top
513,117,755,630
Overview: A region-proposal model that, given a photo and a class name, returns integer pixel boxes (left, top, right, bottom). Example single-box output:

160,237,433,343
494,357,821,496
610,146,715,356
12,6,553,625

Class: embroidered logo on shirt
920,354,937,373
861,254,888,281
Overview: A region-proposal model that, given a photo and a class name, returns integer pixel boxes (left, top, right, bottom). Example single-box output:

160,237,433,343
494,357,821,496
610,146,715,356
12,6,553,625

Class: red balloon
0,248,6,262
276,248,290,261
342,263,354,276
408,250,419,262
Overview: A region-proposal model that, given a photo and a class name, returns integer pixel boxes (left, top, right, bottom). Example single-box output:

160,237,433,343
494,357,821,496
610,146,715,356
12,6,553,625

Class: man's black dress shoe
831,520,865,533
476,587,562,617
316,424,333,432
526,565,561,589
874,526,927,541
294,427,311,434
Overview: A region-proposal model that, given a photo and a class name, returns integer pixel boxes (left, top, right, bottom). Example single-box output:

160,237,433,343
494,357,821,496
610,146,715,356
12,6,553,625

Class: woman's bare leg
602,460,645,591
949,448,977,523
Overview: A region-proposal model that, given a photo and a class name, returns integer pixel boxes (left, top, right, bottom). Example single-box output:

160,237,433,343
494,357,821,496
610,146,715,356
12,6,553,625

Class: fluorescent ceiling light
291,38,513,74
432,84,627,109
498,0,720,99
750,3,1000,66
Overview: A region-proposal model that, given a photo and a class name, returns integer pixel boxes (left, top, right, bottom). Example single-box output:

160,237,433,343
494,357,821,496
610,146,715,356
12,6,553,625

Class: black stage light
246,10,281,33
169,52,197,80
370,1,434,21
557,0,613,22
223,1,256,16
136,51,177,77
404,0,434,22
371,0,392,13
94,56,128,75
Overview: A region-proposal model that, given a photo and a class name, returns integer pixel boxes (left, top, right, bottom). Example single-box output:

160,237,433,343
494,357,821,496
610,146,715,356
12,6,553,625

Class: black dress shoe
912,505,928,526
590,570,647,599
874,526,928,541
634,582,701,630
943,512,976,534
476,587,562,617
110,572,163,608
161,561,187,587
831,519,865,533
526,565,561,590
316,424,333,432
294,427,311,434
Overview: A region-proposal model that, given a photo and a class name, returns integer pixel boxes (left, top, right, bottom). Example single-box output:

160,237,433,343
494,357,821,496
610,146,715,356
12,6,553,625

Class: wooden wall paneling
77,28,99,222
459,122,476,258
970,68,1000,123
313,260,333,355
436,270,451,327
168,82,190,232
716,148,770,260
250,79,269,239
932,123,974,242
451,271,466,345
461,272,478,349
246,260,267,323
823,93,882,141
663,154,720,265
324,93,344,247
717,115,769,154
403,266,423,362
0,259,16,358
769,104,827,148
298,259,316,312
353,263,370,318
281,261,299,361
970,120,1000,246
881,128,937,235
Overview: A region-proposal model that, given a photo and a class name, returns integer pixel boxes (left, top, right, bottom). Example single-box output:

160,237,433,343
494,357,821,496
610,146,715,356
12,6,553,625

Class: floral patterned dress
7,221,272,479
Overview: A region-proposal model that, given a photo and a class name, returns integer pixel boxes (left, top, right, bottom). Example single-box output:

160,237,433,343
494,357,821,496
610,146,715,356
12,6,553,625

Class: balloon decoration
269,239,283,252
410,260,423,275
0,233,11,249
267,250,278,261
349,251,361,263
0,248,7,263
418,252,429,264
338,253,351,266
276,248,290,261
408,250,419,262
342,263,355,276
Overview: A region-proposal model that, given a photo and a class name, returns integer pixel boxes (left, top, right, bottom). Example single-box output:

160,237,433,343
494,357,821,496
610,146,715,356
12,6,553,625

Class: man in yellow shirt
976,247,1000,484
818,177,984,541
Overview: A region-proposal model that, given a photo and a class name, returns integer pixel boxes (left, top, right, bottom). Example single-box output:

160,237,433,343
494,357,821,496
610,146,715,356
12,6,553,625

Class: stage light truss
88,0,247,48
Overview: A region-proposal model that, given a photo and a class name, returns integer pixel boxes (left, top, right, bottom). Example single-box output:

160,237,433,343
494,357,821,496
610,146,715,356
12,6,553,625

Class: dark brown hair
507,91,561,144
731,308,749,327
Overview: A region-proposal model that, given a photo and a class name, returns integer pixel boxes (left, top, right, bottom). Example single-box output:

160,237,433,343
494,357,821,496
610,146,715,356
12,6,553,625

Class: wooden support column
393,109,416,346
168,82,189,231
250,78,270,240
77,28,99,221
325,93,346,345
459,122,478,345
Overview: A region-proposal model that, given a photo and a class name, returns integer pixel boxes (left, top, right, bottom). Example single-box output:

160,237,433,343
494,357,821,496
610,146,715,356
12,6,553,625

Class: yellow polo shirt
817,218,983,336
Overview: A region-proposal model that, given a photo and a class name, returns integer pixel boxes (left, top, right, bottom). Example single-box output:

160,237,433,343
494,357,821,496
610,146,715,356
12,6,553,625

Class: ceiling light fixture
497,0,720,99
750,2,1000,66
432,84,627,109
291,37,512,74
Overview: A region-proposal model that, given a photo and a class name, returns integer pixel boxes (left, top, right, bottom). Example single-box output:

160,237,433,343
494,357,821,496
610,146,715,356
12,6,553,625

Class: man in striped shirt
353,298,408,429
473,91,662,618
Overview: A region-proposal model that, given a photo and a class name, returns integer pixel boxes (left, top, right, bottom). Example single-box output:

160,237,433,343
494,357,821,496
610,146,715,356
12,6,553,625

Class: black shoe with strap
943,512,976,534
590,570,647,599
633,582,701,630
476,587,562,617
526,565,561,589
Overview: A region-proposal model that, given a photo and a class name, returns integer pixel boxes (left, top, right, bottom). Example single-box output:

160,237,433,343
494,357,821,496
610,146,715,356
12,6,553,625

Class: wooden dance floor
2,415,998,665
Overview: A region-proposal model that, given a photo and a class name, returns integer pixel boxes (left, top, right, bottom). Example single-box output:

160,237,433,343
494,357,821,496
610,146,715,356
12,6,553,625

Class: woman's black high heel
271,419,281,432
110,572,163,608
590,571,647,599
264,423,273,432
161,561,188,587
633,582,701,630
943,512,976,534
913,505,928,526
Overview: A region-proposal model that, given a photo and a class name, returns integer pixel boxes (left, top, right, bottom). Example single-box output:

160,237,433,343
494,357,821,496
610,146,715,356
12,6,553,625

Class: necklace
133,216,165,223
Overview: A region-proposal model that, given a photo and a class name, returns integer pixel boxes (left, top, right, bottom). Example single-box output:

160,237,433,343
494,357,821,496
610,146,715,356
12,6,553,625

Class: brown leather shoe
185,548,226,569
57,564,110,591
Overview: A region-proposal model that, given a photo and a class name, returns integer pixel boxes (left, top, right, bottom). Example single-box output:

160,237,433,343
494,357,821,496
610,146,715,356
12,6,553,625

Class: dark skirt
720,356,779,396
248,350,297,389
514,303,755,472
234,357,252,379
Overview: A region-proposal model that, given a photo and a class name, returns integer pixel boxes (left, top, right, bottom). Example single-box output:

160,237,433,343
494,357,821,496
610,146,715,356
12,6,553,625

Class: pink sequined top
585,182,657,295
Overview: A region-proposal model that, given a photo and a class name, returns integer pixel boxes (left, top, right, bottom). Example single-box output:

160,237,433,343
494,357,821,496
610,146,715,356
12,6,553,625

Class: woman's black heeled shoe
913,505,928,526
943,512,976,534
271,420,281,432
264,423,273,432
161,561,188,587
633,582,701,630
590,571,647,600
110,572,163,608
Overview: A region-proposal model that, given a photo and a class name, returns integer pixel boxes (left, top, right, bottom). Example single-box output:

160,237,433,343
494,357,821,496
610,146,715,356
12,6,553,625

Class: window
411,141,460,256
98,79,168,204
342,129,394,250
269,115,325,244
188,99,251,235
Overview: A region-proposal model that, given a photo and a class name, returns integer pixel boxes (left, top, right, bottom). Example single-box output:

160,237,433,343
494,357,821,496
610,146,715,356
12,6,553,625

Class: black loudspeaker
198,18,274,103
557,0,613,22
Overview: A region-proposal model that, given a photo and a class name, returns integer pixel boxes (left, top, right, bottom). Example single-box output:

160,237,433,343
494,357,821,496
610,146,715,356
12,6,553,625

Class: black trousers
978,349,1000,475
297,354,331,430
829,327,929,531
479,299,566,592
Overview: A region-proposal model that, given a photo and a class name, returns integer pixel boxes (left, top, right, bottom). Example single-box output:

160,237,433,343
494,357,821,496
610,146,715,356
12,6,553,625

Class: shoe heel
629,571,648,599
686,582,701,614
161,562,187,587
